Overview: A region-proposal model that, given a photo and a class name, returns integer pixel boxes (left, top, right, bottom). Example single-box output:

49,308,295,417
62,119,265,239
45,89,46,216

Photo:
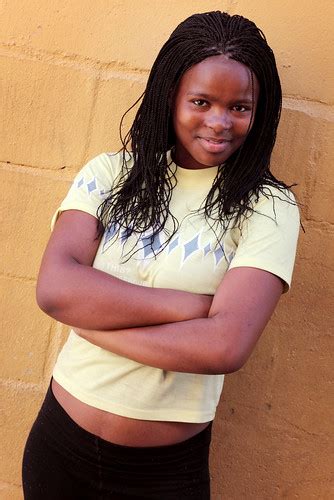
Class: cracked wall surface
0,1,333,498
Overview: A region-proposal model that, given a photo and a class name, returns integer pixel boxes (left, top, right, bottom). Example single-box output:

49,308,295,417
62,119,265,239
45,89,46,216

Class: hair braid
98,11,293,256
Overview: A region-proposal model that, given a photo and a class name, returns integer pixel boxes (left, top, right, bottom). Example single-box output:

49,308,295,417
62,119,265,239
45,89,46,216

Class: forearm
76,316,238,375
37,260,212,330
76,267,283,375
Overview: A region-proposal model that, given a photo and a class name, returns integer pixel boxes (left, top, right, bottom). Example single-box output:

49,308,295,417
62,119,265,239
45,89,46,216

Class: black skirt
22,383,212,499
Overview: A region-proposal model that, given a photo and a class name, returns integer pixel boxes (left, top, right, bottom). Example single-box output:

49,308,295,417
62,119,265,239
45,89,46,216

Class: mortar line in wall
0,271,36,284
0,42,149,83
283,94,333,107
302,218,334,230
0,161,75,181
282,97,334,120
82,75,102,163
1,43,331,104
303,132,318,221
277,414,329,439
0,480,22,490
42,321,67,387
41,322,57,385
0,377,42,393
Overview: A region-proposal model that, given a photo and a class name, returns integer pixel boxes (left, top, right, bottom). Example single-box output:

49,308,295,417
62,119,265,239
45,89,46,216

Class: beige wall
1,1,333,498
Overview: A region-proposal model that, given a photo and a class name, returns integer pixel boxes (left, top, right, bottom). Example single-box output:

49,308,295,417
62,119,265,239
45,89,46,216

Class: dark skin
40,56,283,446
37,211,212,331
172,55,259,169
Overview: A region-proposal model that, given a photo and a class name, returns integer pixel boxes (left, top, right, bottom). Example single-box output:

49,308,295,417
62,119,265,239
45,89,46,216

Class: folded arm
77,266,284,374
36,210,212,330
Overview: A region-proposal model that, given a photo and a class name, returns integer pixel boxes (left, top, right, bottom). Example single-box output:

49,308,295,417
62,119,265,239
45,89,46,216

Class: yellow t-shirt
52,151,299,423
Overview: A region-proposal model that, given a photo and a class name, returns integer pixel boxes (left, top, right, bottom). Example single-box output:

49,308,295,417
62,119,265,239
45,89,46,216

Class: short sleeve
51,152,122,229
228,188,300,292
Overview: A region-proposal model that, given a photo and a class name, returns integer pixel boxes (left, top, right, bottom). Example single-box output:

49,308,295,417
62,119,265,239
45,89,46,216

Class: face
172,55,259,169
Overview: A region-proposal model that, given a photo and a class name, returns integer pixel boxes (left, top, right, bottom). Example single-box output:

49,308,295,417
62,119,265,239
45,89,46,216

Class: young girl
22,11,299,500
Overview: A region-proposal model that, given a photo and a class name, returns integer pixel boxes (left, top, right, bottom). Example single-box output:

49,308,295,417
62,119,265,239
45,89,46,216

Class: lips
198,136,232,153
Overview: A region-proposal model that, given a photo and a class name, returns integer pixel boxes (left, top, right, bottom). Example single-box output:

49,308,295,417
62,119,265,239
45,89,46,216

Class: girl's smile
172,55,260,169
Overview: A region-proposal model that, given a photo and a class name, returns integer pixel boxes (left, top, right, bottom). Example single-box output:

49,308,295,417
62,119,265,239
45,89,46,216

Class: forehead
177,55,258,99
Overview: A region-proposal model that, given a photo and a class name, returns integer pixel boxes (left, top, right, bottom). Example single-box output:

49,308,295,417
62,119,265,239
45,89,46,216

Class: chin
197,153,227,168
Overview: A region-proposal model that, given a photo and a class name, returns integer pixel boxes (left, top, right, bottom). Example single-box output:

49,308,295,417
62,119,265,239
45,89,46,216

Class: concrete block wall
1,1,333,498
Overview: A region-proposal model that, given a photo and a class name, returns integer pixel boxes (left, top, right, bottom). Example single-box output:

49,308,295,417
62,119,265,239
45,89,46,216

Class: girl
22,11,300,500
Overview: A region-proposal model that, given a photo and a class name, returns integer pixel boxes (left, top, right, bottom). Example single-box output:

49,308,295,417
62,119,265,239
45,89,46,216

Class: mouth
198,137,232,153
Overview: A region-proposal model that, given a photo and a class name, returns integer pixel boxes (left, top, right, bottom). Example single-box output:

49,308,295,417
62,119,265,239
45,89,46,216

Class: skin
37,211,212,331
40,55,284,447
172,55,259,169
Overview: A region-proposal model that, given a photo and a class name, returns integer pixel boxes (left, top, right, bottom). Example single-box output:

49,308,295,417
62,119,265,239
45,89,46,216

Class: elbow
204,315,256,375
36,278,63,317
219,353,246,374
210,353,246,375
208,334,249,375
36,280,49,312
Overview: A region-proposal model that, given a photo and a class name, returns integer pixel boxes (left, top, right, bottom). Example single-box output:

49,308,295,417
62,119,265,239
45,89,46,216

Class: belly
52,379,210,446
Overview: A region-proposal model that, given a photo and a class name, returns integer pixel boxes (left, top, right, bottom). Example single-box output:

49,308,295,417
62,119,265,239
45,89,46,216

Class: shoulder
81,151,132,179
249,185,300,227
72,151,135,192
229,186,300,292
51,151,134,227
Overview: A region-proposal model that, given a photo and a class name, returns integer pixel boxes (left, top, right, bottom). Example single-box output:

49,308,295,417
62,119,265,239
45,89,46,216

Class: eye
232,104,250,113
192,99,208,107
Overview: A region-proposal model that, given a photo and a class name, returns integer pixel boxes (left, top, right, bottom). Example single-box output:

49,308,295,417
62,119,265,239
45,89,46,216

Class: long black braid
97,11,293,255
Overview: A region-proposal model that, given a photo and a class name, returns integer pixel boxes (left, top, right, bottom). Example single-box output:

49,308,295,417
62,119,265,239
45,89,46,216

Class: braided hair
98,11,291,255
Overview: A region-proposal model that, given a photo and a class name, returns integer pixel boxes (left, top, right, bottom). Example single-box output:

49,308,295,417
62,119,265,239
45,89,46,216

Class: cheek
174,111,196,138
175,110,188,126
236,117,254,137
174,102,197,124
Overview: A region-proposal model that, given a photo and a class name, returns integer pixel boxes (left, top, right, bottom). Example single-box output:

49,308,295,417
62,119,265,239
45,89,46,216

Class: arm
36,210,212,330
76,266,284,374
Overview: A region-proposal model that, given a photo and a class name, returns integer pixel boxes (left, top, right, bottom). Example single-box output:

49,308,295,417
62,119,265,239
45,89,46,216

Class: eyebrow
186,92,253,103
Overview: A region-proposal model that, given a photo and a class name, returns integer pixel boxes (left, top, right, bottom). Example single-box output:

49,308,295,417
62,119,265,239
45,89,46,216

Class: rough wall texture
0,1,333,498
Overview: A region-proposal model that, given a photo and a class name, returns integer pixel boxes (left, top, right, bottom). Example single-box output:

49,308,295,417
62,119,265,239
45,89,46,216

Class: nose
207,110,232,134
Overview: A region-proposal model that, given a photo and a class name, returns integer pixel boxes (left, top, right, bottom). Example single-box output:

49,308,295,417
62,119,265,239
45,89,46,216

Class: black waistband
40,381,212,460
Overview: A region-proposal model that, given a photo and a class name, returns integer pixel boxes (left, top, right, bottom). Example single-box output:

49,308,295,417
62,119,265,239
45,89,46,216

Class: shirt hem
53,371,216,424
51,203,99,230
228,260,292,292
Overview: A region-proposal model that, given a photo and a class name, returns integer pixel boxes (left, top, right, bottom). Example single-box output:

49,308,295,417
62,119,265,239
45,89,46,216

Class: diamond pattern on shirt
87,177,97,194
140,233,164,258
203,243,211,256
168,236,179,254
104,223,119,245
214,246,225,266
183,234,200,262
